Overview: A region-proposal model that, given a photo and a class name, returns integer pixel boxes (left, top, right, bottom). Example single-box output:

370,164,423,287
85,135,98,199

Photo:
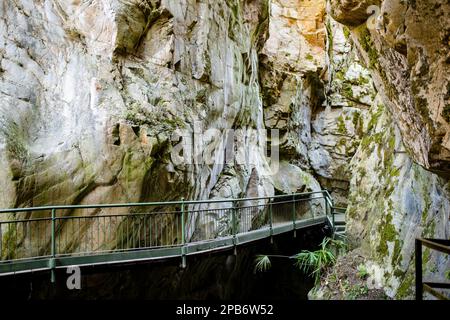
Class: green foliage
253,238,346,286
358,26,379,69
294,250,335,286
336,115,347,134
346,284,369,300
445,270,450,280
357,264,369,279
254,255,271,273
293,237,345,286
343,26,351,39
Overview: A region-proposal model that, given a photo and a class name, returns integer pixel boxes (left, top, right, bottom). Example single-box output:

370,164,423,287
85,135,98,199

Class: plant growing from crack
254,237,346,286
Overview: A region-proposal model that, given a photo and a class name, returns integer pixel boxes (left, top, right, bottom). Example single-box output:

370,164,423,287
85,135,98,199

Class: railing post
415,239,423,300
292,193,296,238
181,198,186,268
0,221,2,258
331,205,336,233
232,201,237,255
269,200,273,244
325,190,335,232
50,208,56,283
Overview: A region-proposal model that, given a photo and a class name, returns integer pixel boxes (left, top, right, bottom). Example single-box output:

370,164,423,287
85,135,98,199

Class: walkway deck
0,190,338,280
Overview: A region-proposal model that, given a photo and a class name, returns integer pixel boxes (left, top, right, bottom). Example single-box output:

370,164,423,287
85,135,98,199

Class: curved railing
0,190,336,280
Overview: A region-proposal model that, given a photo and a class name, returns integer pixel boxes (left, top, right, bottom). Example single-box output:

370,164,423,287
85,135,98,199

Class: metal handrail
415,238,450,300
0,189,334,282
0,190,328,214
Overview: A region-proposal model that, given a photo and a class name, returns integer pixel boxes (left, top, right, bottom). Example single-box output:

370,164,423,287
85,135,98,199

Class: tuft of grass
293,237,344,286
254,255,271,273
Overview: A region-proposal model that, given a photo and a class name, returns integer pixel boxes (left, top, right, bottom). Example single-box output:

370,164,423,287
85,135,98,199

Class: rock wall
346,98,450,298
0,0,449,299
0,0,329,256
330,0,450,176
320,0,450,299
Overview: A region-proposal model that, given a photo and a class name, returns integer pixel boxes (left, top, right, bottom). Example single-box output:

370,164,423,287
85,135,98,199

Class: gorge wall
0,0,449,299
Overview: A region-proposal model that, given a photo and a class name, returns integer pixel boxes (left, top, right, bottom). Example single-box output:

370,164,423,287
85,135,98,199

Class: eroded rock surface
0,0,449,299
330,0,450,176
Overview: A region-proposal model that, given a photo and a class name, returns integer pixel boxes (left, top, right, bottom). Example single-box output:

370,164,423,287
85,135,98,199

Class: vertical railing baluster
332,205,335,232
138,214,141,249
50,208,56,283
58,218,61,257
15,222,17,258
149,215,152,247
64,215,68,255
91,215,94,252
181,198,186,268
8,223,11,259
126,216,129,249
78,218,80,254
97,214,100,252
292,193,296,238
232,201,237,255
109,216,112,251
144,214,147,248
269,200,273,244
0,221,3,260
37,220,40,258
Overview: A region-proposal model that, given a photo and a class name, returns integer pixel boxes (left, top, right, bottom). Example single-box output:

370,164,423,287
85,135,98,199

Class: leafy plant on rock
254,237,346,286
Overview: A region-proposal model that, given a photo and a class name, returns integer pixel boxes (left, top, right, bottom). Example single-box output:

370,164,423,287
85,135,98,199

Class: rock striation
0,0,448,299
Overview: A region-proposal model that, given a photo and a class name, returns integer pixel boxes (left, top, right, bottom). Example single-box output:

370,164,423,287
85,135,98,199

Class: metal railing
415,238,450,300
0,190,336,280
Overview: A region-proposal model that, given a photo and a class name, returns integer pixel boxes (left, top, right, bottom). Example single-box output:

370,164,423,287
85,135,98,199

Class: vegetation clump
254,237,346,286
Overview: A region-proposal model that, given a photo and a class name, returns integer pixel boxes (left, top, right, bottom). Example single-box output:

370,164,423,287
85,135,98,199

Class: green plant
253,237,345,285
357,264,369,279
327,238,347,256
346,284,369,300
294,237,346,285
254,255,271,273
445,270,450,280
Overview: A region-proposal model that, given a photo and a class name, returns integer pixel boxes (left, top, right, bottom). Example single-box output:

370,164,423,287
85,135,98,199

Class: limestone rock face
259,1,371,205
346,97,450,299
309,16,374,204
323,0,450,299
0,0,280,252
0,0,334,254
1,0,449,300
330,0,450,176
259,0,326,171
329,0,380,27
